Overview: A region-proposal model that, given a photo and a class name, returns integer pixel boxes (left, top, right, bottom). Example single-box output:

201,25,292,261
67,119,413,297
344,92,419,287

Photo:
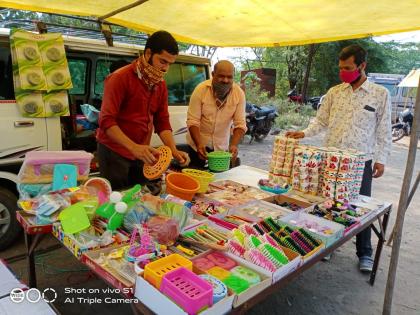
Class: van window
183,64,207,102
68,59,88,95
380,83,398,96
166,63,185,104
165,63,207,105
95,59,111,96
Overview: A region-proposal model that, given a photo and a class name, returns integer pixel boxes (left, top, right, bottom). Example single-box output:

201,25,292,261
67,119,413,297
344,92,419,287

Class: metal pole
383,76,420,315
98,0,148,21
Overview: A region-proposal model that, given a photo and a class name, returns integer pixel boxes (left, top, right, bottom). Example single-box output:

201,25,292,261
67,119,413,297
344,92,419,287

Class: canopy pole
98,0,149,21
383,76,420,315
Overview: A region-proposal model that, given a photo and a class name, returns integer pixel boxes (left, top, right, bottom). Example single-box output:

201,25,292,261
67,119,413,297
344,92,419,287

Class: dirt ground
1,134,419,315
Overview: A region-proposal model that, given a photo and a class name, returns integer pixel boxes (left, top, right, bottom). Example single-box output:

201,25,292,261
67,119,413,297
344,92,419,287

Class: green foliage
244,78,315,130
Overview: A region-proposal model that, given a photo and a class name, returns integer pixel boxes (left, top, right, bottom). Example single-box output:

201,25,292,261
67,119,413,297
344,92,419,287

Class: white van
0,27,210,249
368,73,415,122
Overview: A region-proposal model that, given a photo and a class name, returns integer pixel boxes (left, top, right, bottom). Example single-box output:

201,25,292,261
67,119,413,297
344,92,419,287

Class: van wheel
0,188,21,251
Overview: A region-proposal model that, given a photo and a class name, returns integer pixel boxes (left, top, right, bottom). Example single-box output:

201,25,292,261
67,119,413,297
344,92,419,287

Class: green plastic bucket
207,151,232,172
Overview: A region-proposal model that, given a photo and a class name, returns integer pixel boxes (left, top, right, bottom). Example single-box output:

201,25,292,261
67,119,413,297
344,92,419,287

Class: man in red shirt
97,31,188,189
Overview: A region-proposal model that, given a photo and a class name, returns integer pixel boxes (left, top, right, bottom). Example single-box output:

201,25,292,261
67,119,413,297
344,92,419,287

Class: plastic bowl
166,172,200,201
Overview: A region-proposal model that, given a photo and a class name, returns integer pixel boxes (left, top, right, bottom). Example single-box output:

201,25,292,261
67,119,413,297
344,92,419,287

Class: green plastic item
207,151,232,172
96,185,141,219
58,202,91,234
230,266,261,285
222,275,250,294
107,202,128,231
121,184,141,209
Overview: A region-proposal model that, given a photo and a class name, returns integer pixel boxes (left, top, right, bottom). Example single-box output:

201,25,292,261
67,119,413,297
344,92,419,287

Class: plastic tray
160,267,213,315
144,254,193,288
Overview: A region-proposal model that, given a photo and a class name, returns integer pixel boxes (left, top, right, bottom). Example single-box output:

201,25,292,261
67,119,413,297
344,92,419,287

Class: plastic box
144,254,193,289
18,150,93,184
229,200,292,222
160,267,213,315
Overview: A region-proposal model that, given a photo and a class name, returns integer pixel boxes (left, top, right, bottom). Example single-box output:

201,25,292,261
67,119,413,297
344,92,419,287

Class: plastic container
198,274,228,304
18,150,93,184
207,151,232,172
165,173,200,201
58,202,91,234
160,267,213,315
182,169,214,193
144,254,193,289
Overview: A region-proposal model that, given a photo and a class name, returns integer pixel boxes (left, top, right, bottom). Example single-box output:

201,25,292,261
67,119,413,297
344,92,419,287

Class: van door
0,41,61,161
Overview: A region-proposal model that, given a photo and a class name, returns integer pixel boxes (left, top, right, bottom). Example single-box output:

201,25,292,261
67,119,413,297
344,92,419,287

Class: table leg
370,209,391,285
24,232,37,288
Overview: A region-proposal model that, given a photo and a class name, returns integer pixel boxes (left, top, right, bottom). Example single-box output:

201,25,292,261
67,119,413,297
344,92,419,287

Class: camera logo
10,288,57,303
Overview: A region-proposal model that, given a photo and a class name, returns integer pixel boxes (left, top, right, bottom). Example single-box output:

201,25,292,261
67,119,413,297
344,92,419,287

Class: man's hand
229,144,239,159
172,150,189,165
130,144,159,165
197,145,208,160
285,131,305,139
373,162,385,178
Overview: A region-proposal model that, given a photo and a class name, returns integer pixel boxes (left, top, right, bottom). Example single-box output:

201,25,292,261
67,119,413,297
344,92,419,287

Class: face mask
212,81,232,102
339,68,361,84
136,55,165,86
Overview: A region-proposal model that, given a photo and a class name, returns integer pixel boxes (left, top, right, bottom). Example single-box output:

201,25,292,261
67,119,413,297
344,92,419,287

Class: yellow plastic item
144,254,192,288
182,169,214,193
207,266,231,281
3,1,419,47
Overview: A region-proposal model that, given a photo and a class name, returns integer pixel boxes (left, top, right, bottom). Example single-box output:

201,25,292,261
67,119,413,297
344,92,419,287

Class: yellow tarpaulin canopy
399,69,420,88
0,0,420,47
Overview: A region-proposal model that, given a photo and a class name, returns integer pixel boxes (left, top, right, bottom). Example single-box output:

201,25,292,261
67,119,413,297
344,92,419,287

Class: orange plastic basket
165,172,200,201
143,146,172,180
144,254,193,288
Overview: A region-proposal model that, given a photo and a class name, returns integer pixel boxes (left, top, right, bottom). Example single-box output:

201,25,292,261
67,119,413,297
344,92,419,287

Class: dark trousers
97,143,147,190
356,160,373,258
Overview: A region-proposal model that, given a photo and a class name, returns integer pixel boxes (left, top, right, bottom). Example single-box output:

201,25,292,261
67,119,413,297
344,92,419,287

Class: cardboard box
135,271,235,315
264,194,314,211
228,200,292,222
52,221,129,258
277,212,344,248
190,250,272,308
81,245,134,298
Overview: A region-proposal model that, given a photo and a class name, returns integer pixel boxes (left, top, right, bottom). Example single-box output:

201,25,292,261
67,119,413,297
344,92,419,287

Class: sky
211,30,420,66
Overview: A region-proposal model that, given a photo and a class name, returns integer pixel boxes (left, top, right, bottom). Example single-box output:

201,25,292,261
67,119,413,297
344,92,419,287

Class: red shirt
97,62,172,160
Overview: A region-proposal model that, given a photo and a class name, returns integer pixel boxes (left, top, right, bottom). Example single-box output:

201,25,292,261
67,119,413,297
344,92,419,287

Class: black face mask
213,81,232,102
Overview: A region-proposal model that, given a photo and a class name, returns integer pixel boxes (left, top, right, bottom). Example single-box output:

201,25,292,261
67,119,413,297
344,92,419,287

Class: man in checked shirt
287,44,392,273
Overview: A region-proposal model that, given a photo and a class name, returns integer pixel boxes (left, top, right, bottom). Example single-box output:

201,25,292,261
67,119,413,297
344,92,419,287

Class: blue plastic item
258,184,290,195
52,164,78,191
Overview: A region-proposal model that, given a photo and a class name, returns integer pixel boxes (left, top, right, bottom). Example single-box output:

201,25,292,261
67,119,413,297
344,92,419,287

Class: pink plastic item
160,267,213,315
18,151,93,183
206,252,237,270
193,257,215,271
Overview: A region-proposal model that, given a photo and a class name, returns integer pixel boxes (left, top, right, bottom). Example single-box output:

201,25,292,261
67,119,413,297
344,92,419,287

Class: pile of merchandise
268,136,366,203
16,148,380,314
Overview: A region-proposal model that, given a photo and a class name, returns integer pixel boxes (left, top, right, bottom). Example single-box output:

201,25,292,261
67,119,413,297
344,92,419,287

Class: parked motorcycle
287,88,303,103
287,88,322,110
245,103,279,143
392,108,413,142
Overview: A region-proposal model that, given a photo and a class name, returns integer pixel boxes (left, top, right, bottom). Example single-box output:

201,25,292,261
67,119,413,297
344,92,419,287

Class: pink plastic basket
160,267,213,315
